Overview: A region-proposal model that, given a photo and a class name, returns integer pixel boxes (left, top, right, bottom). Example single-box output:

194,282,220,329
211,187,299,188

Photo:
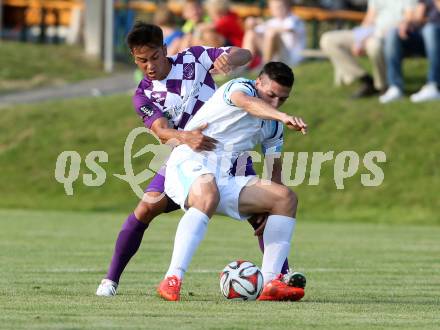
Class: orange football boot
157,275,182,301
258,275,305,301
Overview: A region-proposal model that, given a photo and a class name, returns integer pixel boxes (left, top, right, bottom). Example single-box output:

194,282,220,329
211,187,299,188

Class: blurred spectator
380,0,440,103
179,0,208,50
153,4,184,55
242,0,306,67
320,0,417,98
181,0,206,34
204,0,244,47
180,0,243,48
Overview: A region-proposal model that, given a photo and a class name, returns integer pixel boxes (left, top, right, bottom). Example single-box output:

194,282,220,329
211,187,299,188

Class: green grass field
0,42,107,94
1,209,439,329
1,56,439,328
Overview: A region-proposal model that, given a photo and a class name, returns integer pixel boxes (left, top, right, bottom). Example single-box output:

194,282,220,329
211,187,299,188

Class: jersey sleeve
132,86,164,129
188,46,231,71
223,78,257,106
261,120,284,155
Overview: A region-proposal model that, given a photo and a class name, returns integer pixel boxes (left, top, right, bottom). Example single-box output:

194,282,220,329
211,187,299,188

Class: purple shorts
145,155,256,213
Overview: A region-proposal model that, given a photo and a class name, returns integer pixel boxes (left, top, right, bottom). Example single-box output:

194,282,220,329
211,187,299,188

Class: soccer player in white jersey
158,62,308,301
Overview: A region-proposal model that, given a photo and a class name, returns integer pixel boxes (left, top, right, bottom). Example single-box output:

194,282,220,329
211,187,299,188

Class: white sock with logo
261,215,296,284
165,207,209,280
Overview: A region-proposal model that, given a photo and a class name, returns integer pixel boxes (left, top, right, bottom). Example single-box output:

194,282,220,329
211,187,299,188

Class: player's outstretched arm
230,91,307,134
151,118,217,151
210,47,252,75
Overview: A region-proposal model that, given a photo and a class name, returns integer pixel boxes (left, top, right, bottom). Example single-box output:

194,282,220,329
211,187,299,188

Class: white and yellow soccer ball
219,260,263,300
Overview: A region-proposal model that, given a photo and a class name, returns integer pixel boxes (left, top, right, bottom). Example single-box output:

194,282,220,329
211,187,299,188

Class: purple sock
106,213,149,283
258,236,290,275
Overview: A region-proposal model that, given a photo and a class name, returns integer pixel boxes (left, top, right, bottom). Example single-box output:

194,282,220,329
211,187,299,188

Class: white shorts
164,145,257,220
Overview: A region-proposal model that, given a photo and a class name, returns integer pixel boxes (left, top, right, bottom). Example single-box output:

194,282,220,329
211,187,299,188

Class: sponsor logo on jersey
140,105,154,117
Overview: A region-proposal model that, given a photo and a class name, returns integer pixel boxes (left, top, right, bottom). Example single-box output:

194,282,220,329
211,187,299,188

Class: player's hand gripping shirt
132,46,230,130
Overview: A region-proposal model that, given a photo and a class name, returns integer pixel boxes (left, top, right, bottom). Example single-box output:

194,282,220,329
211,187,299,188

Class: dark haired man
158,62,308,301
97,23,295,296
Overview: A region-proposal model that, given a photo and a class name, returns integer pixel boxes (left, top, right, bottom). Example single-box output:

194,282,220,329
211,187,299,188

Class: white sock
165,207,209,280
261,215,296,284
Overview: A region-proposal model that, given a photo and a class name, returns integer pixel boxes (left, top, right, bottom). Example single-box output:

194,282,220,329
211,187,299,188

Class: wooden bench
2,0,83,42
115,1,365,48
2,0,365,47
292,7,364,48
116,1,364,19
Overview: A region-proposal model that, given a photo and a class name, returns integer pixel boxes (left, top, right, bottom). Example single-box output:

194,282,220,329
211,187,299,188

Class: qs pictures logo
54,127,171,201
55,128,387,199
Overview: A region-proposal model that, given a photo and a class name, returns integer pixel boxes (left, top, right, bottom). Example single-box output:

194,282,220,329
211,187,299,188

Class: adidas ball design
220,260,264,300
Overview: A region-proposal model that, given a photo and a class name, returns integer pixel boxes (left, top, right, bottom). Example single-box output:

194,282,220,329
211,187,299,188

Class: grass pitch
0,41,106,94
1,209,439,329
0,52,438,328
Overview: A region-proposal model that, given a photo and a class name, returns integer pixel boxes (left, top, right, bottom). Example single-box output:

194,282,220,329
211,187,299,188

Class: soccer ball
219,260,264,300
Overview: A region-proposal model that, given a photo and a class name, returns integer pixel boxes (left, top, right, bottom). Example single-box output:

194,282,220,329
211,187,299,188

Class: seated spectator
153,4,184,55
181,0,206,34
189,0,244,48
320,0,417,98
179,0,209,50
380,0,440,103
242,0,306,67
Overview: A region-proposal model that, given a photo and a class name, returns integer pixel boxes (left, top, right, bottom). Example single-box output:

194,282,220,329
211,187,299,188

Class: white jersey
165,78,285,218
184,78,284,165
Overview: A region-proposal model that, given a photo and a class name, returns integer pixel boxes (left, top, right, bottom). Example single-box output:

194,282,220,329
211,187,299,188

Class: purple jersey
133,46,230,130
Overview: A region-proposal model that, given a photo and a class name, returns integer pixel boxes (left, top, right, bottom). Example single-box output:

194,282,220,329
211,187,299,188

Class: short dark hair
126,21,163,50
258,62,294,87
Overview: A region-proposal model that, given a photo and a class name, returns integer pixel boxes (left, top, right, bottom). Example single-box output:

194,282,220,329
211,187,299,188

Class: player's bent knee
134,202,155,224
190,190,219,217
288,189,299,216
187,176,220,217
272,187,298,217
134,198,166,224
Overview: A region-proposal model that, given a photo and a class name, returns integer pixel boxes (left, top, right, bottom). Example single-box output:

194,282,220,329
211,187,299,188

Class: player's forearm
228,47,252,67
151,119,215,151
240,96,286,121
150,119,185,146
154,127,186,146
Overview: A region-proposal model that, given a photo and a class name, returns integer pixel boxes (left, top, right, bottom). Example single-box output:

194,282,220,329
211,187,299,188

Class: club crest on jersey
140,105,154,117
183,63,195,80
151,91,166,105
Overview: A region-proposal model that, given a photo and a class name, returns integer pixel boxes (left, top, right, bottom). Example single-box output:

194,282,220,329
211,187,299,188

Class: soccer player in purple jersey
96,22,291,296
